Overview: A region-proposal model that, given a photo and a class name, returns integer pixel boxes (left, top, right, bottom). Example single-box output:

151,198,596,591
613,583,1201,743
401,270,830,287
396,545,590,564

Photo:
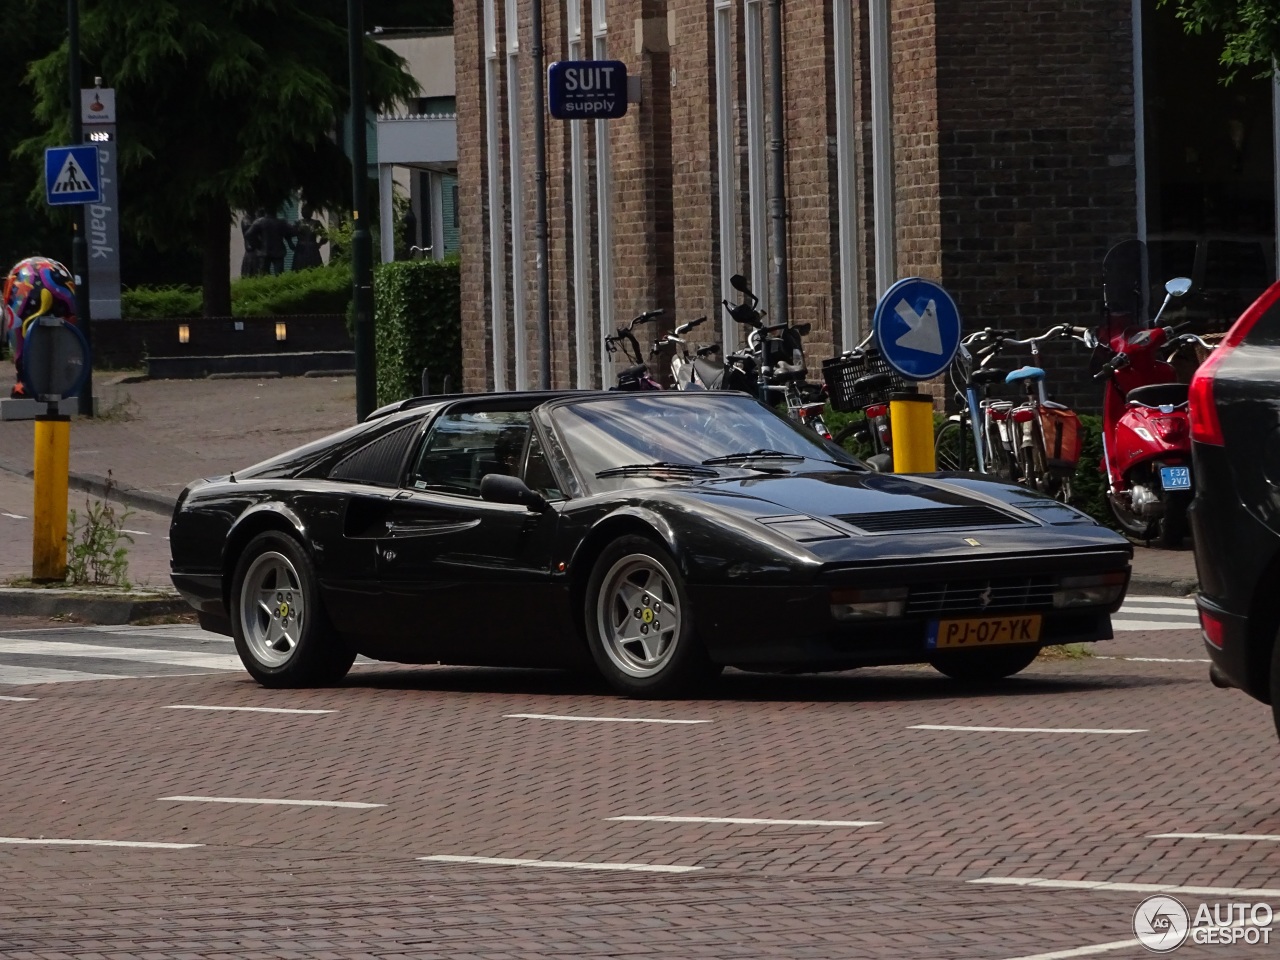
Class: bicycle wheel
935,419,976,472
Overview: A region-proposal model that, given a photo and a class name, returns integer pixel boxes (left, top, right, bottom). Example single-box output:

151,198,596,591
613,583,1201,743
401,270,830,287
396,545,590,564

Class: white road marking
0,664,139,684
970,876,1280,897
1150,832,1280,842
0,695,37,701
0,638,240,671
1112,619,1198,631
1122,595,1196,605
1094,656,1211,664
504,713,710,725
160,796,383,809
164,705,334,715
418,854,701,874
120,529,151,536
0,837,202,849
998,937,1148,960
606,815,881,827
910,724,1146,735
1,512,27,520
1113,596,1199,632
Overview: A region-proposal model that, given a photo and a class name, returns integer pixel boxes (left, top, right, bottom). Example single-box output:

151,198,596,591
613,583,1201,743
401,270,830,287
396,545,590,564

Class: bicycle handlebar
675,316,708,335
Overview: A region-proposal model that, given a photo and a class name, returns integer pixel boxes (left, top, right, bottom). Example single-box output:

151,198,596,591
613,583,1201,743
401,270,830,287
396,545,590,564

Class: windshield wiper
596,461,719,480
701,449,806,466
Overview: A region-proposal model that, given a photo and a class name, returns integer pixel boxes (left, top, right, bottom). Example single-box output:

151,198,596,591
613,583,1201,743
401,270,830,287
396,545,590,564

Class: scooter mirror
730,274,750,294
1165,277,1192,298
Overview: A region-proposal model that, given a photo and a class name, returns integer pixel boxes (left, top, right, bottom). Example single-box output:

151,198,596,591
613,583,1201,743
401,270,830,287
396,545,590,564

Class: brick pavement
0,624,1275,958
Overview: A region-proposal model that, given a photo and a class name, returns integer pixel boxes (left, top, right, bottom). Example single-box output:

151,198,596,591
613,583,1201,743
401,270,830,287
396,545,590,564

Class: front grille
835,505,1024,534
905,576,1058,617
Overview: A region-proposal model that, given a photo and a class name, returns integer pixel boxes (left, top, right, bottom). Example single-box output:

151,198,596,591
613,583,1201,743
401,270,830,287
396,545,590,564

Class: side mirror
480,474,549,512
730,274,750,294
1165,277,1192,298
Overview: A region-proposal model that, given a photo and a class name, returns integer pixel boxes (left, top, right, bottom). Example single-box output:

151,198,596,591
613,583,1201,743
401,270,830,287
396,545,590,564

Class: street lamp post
68,0,94,418
348,0,376,422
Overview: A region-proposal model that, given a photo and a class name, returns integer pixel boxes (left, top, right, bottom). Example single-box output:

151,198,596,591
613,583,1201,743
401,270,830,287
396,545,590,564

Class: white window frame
594,2,616,386
483,0,507,389
505,0,529,389
567,0,593,387
714,0,739,354
833,0,860,349
744,0,769,313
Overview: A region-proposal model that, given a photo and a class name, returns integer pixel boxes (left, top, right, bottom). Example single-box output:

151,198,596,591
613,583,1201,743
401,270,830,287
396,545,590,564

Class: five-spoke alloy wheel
585,535,719,697
231,531,355,687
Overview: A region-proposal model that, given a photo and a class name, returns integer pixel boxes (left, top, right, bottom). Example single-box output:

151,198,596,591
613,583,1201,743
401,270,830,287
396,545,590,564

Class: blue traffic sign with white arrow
872,277,962,381
44,145,102,206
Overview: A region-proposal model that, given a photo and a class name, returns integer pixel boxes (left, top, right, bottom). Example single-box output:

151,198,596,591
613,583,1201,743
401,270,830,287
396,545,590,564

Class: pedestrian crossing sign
44,145,102,206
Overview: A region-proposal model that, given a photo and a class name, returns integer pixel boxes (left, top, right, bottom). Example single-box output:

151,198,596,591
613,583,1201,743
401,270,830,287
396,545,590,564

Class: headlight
1052,572,1127,608
830,586,908,620
759,515,848,542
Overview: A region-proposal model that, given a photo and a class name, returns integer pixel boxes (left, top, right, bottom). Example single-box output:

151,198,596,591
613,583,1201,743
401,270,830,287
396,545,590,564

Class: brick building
455,0,1278,409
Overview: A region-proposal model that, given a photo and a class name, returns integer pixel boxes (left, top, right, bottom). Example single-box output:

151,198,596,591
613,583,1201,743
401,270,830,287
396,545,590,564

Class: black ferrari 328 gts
170,390,1132,697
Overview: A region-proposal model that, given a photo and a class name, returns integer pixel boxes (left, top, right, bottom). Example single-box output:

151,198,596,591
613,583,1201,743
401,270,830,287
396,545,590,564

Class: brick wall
455,0,1138,412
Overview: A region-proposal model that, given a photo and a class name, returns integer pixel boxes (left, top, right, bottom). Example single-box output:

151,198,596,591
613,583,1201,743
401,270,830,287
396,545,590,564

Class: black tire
929,645,1040,682
230,531,355,688
935,419,976,472
583,534,720,698
1157,494,1189,549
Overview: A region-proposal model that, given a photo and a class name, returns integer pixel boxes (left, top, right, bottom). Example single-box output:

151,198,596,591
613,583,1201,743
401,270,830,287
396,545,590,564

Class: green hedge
826,405,1115,527
122,265,352,318
374,258,461,407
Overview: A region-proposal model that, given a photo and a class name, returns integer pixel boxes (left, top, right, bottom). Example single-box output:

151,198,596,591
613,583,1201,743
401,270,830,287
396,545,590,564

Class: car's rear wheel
231,531,355,688
929,645,1040,682
584,535,720,697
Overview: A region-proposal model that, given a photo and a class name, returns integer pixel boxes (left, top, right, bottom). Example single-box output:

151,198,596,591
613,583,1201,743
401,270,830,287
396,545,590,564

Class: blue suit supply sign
548,60,629,120
44,145,102,206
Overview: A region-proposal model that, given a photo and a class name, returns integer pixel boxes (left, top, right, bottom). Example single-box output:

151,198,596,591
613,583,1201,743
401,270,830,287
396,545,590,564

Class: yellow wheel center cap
641,608,654,624
278,602,290,617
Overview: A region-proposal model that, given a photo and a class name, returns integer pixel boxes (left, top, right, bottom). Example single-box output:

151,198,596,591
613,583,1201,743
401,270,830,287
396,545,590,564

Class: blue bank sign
548,60,628,120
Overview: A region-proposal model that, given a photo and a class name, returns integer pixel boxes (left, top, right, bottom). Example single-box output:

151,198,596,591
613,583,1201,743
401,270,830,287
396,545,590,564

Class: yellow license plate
927,614,1042,649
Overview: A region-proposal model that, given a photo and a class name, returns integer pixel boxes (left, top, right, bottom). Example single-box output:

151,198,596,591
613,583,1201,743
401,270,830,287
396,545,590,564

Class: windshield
548,393,861,494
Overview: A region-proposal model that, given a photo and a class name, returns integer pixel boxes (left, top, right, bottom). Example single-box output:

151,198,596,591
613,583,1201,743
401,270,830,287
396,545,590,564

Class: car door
375,408,562,665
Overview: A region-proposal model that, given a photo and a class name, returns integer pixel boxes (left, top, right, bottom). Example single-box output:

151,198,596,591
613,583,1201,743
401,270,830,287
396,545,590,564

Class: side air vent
329,422,420,487
834,505,1025,534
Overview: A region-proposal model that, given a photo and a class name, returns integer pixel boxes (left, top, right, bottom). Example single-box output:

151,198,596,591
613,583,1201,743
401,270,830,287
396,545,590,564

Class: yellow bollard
889,391,937,473
32,417,71,582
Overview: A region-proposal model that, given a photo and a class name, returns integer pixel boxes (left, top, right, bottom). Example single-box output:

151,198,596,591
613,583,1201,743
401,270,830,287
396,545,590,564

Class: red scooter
1088,275,1213,547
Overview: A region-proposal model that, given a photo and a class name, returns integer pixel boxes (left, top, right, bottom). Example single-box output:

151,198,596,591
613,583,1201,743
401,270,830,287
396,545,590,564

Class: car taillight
865,404,888,419
1199,606,1226,650
1189,280,1280,445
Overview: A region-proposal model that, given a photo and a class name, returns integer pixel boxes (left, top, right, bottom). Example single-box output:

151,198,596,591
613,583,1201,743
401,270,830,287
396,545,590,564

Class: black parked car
1189,279,1280,738
170,390,1132,697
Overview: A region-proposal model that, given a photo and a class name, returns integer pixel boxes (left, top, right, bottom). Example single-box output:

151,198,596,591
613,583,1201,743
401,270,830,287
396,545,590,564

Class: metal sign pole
531,0,551,389
68,0,94,418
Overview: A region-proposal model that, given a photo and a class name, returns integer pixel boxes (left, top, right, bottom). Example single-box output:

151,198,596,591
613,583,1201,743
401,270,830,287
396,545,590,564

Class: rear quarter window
328,421,421,486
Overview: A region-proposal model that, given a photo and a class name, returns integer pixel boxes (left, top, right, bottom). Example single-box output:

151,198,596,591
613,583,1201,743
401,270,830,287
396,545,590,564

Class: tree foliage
1161,0,1280,79
20,0,419,315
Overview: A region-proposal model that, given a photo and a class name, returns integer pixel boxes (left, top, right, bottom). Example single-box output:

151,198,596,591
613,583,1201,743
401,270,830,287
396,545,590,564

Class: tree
1161,0,1280,79
21,0,418,316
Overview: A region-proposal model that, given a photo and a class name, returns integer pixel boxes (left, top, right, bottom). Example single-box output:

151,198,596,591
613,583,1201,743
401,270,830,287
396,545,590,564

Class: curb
1129,575,1198,598
0,456,176,516
0,588,191,625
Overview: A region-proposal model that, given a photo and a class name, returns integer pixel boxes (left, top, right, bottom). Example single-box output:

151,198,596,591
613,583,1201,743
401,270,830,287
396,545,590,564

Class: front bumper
694,582,1118,669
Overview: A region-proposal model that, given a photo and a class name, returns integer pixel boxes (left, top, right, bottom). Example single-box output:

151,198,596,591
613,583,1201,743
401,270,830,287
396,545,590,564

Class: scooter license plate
1159,466,1192,491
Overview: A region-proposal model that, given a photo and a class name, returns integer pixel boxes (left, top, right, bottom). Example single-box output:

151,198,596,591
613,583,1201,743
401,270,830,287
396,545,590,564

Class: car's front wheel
584,535,720,697
929,645,1039,682
231,531,355,688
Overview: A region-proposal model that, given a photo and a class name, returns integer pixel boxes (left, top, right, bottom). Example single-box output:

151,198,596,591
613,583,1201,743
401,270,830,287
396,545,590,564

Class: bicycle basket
821,349,910,412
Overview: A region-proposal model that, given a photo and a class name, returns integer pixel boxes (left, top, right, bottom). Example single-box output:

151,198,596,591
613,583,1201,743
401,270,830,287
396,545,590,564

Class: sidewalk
0,373,1198,622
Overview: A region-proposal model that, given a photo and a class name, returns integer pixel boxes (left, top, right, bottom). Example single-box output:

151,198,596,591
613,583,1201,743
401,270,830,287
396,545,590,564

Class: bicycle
935,324,1088,503
605,309,664,390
